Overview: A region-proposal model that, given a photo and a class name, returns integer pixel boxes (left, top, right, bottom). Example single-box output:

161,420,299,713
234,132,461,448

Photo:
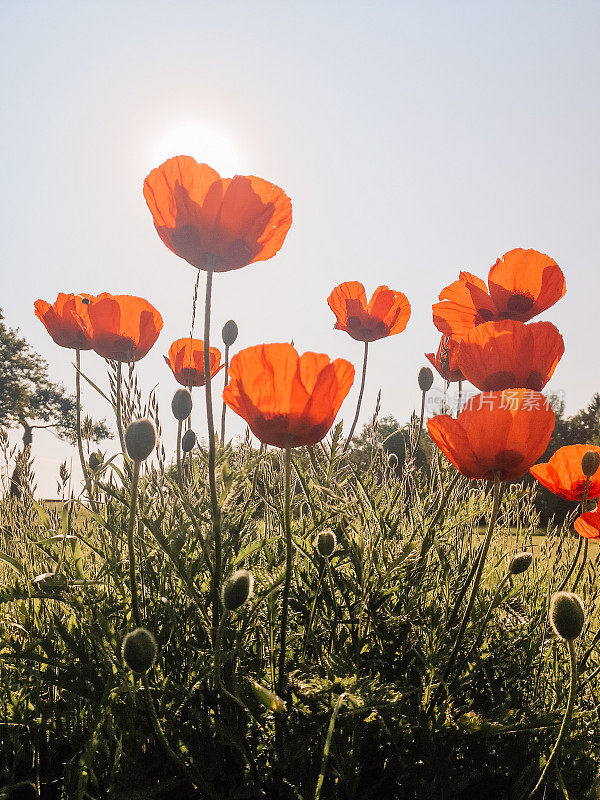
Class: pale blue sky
1,1,599,494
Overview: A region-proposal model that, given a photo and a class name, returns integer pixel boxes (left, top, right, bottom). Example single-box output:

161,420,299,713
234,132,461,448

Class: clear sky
2,0,599,495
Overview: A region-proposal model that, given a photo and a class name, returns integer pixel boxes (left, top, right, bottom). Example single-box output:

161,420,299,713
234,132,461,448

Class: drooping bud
418,367,434,393
549,591,585,640
221,569,254,611
125,419,156,462
249,679,286,713
509,552,533,575
171,388,192,421
88,451,103,472
316,530,337,558
121,627,158,673
181,429,197,453
582,450,600,478
222,320,238,347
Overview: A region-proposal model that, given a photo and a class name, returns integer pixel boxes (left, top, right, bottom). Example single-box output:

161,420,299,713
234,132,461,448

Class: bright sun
149,121,245,177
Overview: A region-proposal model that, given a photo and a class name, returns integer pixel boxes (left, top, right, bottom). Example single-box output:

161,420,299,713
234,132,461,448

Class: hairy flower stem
277,446,293,698
127,459,142,628
572,539,588,592
220,342,230,444
414,470,461,583
526,639,578,799
115,361,126,455
176,419,183,487
203,267,222,640
75,349,97,512
343,341,368,453
457,380,462,415
438,474,503,697
411,389,427,461
558,478,589,592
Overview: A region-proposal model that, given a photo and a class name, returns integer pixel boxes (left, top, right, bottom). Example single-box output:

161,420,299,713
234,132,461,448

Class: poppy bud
181,429,196,453
509,552,533,575
125,419,156,462
581,450,600,478
221,569,254,611
549,591,585,640
88,451,103,472
222,320,238,347
316,530,337,558
171,388,192,421
418,367,434,393
121,627,157,673
249,679,286,713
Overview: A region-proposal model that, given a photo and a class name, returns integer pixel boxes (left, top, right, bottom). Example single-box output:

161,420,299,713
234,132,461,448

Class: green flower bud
122,627,157,673
181,429,197,453
582,450,600,478
88,451,103,472
125,419,156,462
418,367,434,393
221,569,254,611
316,530,337,558
549,591,585,640
171,388,193,421
249,679,286,713
222,319,238,347
509,552,533,575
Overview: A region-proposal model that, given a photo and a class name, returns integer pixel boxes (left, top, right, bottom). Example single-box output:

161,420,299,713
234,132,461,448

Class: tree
0,309,110,496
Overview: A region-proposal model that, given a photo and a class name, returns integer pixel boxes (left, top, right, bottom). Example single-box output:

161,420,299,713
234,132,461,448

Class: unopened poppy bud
249,679,286,713
316,530,337,558
581,450,600,478
125,419,156,462
88,451,103,472
418,367,434,393
121,627,157,673
509,552,533,575
222,319,238,347
181,429,196,453
171,388,192,421
221,569,254,611
549,591,585,640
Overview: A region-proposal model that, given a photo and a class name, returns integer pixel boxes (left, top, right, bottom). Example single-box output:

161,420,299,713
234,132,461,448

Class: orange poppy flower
427,389,555,481
143,156,292,273
426,336,464,383
164,338,223,387
457,320,564,392
574,511,600,540
222,343,355,448
530,445,600,502
34,293,94,350
78,293,163,362
432,249,566,337
327,281,411,342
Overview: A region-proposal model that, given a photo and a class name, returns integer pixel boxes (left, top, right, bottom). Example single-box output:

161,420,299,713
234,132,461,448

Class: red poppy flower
432,249,566,337
427,389,555,481
164,338,223,387
222,343,355,448
78,293,163,362
426,336,464,383
143,156,292,273
574,511,600,540
327,281,411,342
530,445,600,502
34,293,94,350
457,320,564,392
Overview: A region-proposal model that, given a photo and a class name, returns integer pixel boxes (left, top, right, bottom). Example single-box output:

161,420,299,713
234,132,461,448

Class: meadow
3,155,600,800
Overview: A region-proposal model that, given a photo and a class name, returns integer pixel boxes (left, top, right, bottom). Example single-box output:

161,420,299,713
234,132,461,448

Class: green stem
277,446,293,698
176,419,183,487
526,638,578,799
314,693,346,800
343,341,368,453
455,572,511,676
414,470,461,582
220,343,230,444
75,350,97,512
203,267,222,639
115,361,126,456
558,478,589,592
127,460,142,628
572,538,588,592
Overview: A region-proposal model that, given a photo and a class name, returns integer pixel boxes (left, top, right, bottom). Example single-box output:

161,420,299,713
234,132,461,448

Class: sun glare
149,121,245,178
